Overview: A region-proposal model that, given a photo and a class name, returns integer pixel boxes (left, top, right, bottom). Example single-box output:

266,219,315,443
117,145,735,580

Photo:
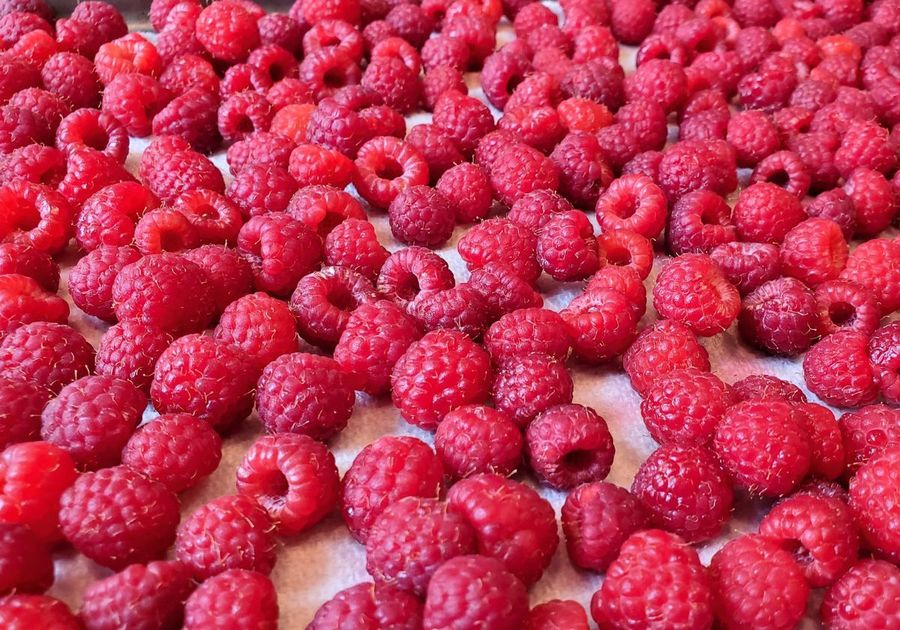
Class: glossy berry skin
525,600,590,630
0,322,94,395
591,529,714,630
214,292,298,371
423,555,528,630
560,288,639,364
493,354,573,428
0,595,80,629
483,308,571,367
840,405,900,475
849,445,900,563
434,405,523,479
365,497,477,597
308,582,423,630
820,560,900,630
710,241,781,296
561,481,649,573
68,245,141,323
641,369,734,446
840,238,900,316
739,277,820,356
868,323,900,405
447,473,558,586
0,376,49,448
0,524,53,596
710,535,809,630
59,466,180,570
792,402,846,481
803,331,880,409
183,569,278,630
175,495,277,580
95,321,172,395
732,182,806,244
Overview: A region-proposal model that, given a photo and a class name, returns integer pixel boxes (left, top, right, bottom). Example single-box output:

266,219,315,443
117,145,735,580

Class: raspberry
151,334,257,432
74,181,158,252
843,167,896,237
359,57,418,115
256,352,355,440
434,405,522,479
140,143,225,205
791,402,846,481
592,529,714,629
738,277,820,355
666,190,737,256
594,174,666,241
224,169,294,221
319,220,387,283
526,600,589,630
151,86,220,152
226,131,294,174
0,523,52,595
0,181,74,257
805,188,855,239
403,124,462,181
421,34,469,72
815,279,880,339
535,210,599,281
457,218,540,284
653,253,740,337
132,208,198,255
0,274,67,340
0,595,79,628
431,163,491,224
287,185,366,238
236,213,323,297
561,58,625,111
615,100,668,153
804,330,880,408
303,19,364,60
730,374,806,404
0,322,93,395
623,320,710,397
353,136,428,210
840,238,900,315
407,284,491,338
507,189,573,232
80,560,193,630
835,120,897,177
385,185,455,247
40,52,100,110
169,189,241,247
489,354,570,427
377,246,454,310
289,266,377,347
751,150,813,198
780,218,848,287
557,98,613,134
609,0,655,43
181,244,254,315
286,146,352,191
101,74,172,138
55,108,127,164
640,369,733,447
585,265,647,318
821,559,900,629
787,130,841,190
733,182,806,244
724,110,781,167
423,555,527,630
710,535,809,630
714,400,812,496
211,293,295,371
421,65,468,114
0,106,47,154
432,92,495,156
561,288,639,364
624,60,687,114
187,569,279,629
480,51,529,110
0,376,48,448
710,242,780,296
59,466,179,570
549,132,613,210
484,310,568,371
308,582,422,629
195,0,260,62
0,144,65,189
94,32,162,87
498,105,565,155
840,404,900,479
869,322,900,405
216,91,273,144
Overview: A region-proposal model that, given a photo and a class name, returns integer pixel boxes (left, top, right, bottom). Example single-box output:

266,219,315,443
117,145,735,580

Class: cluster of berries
0,0,899,627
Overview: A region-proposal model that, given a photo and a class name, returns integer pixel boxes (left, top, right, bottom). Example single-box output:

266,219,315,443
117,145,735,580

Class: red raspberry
869,322,900,405
433,404,522,479
480,51,529,110
353,136,428,210
850,444,900,562
710,535,809,630
835,120,897,177
181,244,254,315
195,0,260,62
217,91,273,143
725,110,781,167
226,131,293,174
54,108,127,164
710,241,780,296
289,266,377,347
0,274,67,339
653,253,740,337
840,238,900,315
423,555,527,630
548,132,613,210
432,163,491,224
40,52,100,110
447,474,558,585
804,330,879,408
561,58,625,111
815,279,880,339
483,307,570,367
561,481,648,573
407,283,491,338
498,105,565,154
0,143,65,189
805,189,855,239
256,352,355,440
59,466,179,570
152,87,220,153
0,322,93,395
609,0,655,44
491,354,571,428
94,32,162,87
666,190,737,256
787,130,841,189
506,189,572,232
525,403,614,490
40,375,145,471
594,174,666,241
843,167,896,237
321,218,387,282
80,560,194,630
751,151,812,199
141,145,225,206
821,559,900,629
526,600,589,630
176,494,276,580
132,208,199,255
585,265,647,318
377,246,454,310
557,98,613,134
287,145,353,190
0,595,79,628
0,180,74,256
152,334,257,432
404,124,463,180
623,320,710,397
432,92,495,156
212,293,296,370
457,218,540,284
287,185,366,238
386,185,455,247
225,165,296,218
236,213,323,297
185,569,278,629
421,34,469,72
360,57,419,114
421,65,468,113
657,139,738,202
0,523,52,595
170,189,242,247
780,218,848,287
101,73,172,138
0,441,76,543
733,182,806,244
597,229,654,282
738,277,820,355
298,49,362,102
615,100,667,155
640,368,733,447
0,376,48,448
309,582,422,629
466,263,543,327
536,210,600,281
122,413,221,494
561,288,639,364
112,252,214,336
841,404,900,477
74,181,157,252
791,401,846,480
714,400,811,496
624,60,687,115
0,106,47,155
592,529,714,629
731,374,807,404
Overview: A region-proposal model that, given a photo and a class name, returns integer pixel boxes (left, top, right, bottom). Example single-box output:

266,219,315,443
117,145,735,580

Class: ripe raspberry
548,132,613,210
140,141,225,205
236,213,323,297
447,474,558,585
0,375,48,448
377,246,454,310
751,150,812,199
840,238,900,315
710,241,781,296
666,190,737,256
226,131,293,174
0,144,65,189
405,123,464,180
869,322,900,405
560,288,639,364
195,0,260,62
592,529,714,630
640,369,733,447
176,494,276,580
0,322,94,395
0,106,44,156
710,535,809,630
212,293,295,370
184,569,278,629
40,52,100,110
387,185,456,248
804,330,879,408
457,218,540,284
835,120,897,177
739,277,820,356
585,265,647,319
0,274,67,339
491,354,572,428
653,253,740,337
790,402,846,481
224,165,294,219
536,211,599,281
289,266,377,347
100,73,172,138
59,466,179,570
55,108,127,165
843,167,896,237
132,208,199,255
731,374,806,404
287,145,353,190
121,412,220,496
841,404,900,480
407,283,491,339
820,559,900,630
151,334,257,432
433,405,522,479
733,182,807,244
490,141,561,207
435,162,493,223
0,523,53,595
423,555,528,630
0,180,74,256
787,130,841,190
725,110,781,167
0,595,79,628
815,279,880,340
780,218,848,287
181,244,254,315
352,136,428,210
432,92,495,156
74,181,158,252
623,320,710,397
482,308,570,368
595,175,666,241
596,229,653,281
287,185,366,238
657,139,738,202
321,219,387,282
714,400,812,496
236,433,339,536
526,600,589,630
506,189,572,232
308,582,422,630
80,560,194,630
805,189,855,240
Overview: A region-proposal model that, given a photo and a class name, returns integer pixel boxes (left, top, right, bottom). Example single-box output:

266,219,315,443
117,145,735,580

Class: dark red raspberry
1,180,74,257
59,466,179,570
181,244,254,315
560,288,638,363
0,322,93,395
780,218,848,287
467,262,543,321
40,52,100,110
609,0,655,43
80,560,193,630
733,182,806,244
236,213,322,297
666,190,737,256
0,595,79,628
289,266,377,348
212,293,296,370
657,139,738,202
715,400,812,496
122,412,221,494
840,238,900,316
309,582,422,630
710,535,809,630
615,99,667,155
185,569,278,629
805,188,855,239
0,274,67,340
377,246,454,310
536,211,599,281
560,58,625,112
256,352,355,440
623,320,710,397
0,106,47,154
592,529,714,630
387,185,456,247
40,375,144,471
101,73,172,138
640,369,733,447
0,376,48,448
804,330,879,408
433,404,522,479
0,523,53,595
738,277,820,356
432,92,495,156
821,559,900,630
498,105,565,154
151,334,257,432
709,241,781,295
457,218,540,284
840,404,900,477
152,86,220,153
653,253,740,337
731,374,807,404
408,284,491,338
843,167,896,237
506,189,572,232
0,144,65,189
548,132,613,210
447,473,557,585
526,600,589,630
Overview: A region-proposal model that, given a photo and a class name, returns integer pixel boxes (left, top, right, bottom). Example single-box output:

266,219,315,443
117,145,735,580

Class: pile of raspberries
0,0,899,626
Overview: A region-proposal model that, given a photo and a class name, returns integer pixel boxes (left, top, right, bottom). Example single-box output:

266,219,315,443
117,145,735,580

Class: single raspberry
624,60,687,115
594,174,667,241
0,523,53,595
100,73,172,138
80,560,194,630
725,110,782,167
751,150,812,199
73,181,157,252
780,218,848,287
790,402,846,481
709,241,780,296
714,400,812,496
666,190,737,256
151,334,257,432
286,145,353,190
386,185,456,248
467,262,543,321
804,330,880,408
599,229,654,283
506,189,572,232
151,87,220,153
490,354,571,428
536,211,600,282
548,132,613,210
0,144,65,189
447,474,558,585
869,322,900,405
432,92,495,156
657,139,738,202
0,595,79,628
623,320,710,397
194,0,260,62
180,244,254,315
352,136,428,209
457,218,540,284
287,185,366,238
592,529,714,630
217,91,273,144
236,213,323,297
0,376,48,448
0,180,74,256
835,120,897,177
432,163,491,224
433,405,522,479
226,131,294,174
225,165,295,219
421,34,469,72
585,265,647,319
404,124,463,181
526,600,589,630
256,352,355,440
560,57,625,111
787,130,841,190
653,253,740,337
297,48,362,102
815,279,880,339
640,369,733,447
0,322,93,395
840,238,900,315
408,284,491,339
482,309,569,368
40,52,100,110
710,535,809,630
805,188,856,239
820,559,900,629
212,293,296,371
185,569,279,629
359,57,418,114
59,466,179,570
498,106,565,154
320,219,387,283
0,274,67,340
308,582,422,630
289,266,377,348
55,108,128,164
140,142,225,205
840,404,900,478
303,18,364,60
739,277,820,356
560,288,639,364
132,208,199,255
0,106,48,154
733,182,806,244
843,167,896,237
731,374,807,404
377,246,454,311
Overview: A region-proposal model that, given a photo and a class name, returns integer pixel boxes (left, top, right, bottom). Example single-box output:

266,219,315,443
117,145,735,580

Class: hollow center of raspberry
323,68,347,89
394,274,420,301
260,468,289,498
562,449,596,471
188,203,219,220
159,229,188,252
236,116,255,136
766,170,790,188
375,159,404,181
782,539,813,569
327,285,359,311
269,65,287,83
10,202,40,231
614,198,638,219
828,301,855,326
81,127,111,151
605,247,632,267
